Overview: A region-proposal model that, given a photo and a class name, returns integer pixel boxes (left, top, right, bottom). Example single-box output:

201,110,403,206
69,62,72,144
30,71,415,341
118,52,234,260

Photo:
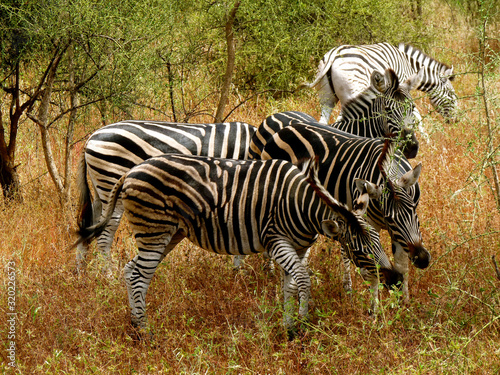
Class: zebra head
302,157,403,289
427,66,458,122
399,43,458,122
370,69,420,159
369,141,430,269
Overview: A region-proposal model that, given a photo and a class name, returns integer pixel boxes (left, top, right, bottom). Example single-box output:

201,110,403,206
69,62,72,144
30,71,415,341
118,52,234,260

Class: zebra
254,68,420,161
76,120,256,273
250,114,429,302
301,42,457,126
76,154,403,339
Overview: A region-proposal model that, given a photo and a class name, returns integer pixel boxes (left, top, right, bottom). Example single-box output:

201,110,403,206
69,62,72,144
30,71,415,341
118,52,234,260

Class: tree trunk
0,151,22,203
62,43,78,206
28,47,67,198
214,1,240,123
0,64,23,203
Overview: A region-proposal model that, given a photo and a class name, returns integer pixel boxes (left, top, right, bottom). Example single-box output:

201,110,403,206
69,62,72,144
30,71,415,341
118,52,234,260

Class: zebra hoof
130,320,154,342
342,281,353,294
287,324,307,341
287,327,299,341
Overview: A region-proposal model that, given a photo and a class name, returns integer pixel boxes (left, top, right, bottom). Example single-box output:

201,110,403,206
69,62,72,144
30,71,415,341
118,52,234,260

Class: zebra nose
401,127,419,159
408,242,431,269
380,267,404,290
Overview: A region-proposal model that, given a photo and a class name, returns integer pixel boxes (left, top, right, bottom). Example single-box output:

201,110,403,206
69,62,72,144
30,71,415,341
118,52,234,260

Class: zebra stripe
77,155,401,338
251,114,430,302
303,42,457,124
76,120,256,273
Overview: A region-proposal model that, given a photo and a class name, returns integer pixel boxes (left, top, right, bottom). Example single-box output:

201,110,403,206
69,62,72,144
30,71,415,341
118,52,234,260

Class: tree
0,0,176,204
0,1,44,202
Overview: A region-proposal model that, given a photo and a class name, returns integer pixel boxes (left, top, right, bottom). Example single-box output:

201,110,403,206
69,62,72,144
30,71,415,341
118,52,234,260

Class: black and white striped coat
303,42,457,124
76,120,255,272
250,114,430,301
77,155,401,339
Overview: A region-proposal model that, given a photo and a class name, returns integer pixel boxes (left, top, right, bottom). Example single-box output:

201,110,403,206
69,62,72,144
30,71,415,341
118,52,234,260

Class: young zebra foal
77,155,402,339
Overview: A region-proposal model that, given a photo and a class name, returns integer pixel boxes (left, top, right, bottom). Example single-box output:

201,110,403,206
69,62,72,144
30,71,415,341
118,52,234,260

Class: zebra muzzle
401,127,419,160
408,242,431,269
380,267,404,290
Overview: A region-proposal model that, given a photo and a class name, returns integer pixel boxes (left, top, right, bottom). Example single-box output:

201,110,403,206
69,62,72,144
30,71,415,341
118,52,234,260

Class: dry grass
1,2,500,374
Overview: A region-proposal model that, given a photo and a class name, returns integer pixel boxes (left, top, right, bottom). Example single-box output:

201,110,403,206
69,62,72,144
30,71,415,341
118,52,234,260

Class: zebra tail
73,174,126,248
296,56,334,90
76,153,93,232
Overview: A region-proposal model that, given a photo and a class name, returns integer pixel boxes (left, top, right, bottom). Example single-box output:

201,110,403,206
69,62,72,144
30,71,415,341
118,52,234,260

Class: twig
492,255,500,281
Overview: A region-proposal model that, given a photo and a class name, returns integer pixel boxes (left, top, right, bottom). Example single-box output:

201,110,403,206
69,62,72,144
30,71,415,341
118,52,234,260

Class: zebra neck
335,99,387,137
302,193,337,237
402,45,449,76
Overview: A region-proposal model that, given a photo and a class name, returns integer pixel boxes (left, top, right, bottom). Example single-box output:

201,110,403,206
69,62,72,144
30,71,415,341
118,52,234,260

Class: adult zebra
251,113,430,302
76,155,403,339
302,42,457,125
76,120,255,273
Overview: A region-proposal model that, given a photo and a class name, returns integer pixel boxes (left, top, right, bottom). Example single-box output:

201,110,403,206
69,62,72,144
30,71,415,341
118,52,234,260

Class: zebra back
81,120,254,214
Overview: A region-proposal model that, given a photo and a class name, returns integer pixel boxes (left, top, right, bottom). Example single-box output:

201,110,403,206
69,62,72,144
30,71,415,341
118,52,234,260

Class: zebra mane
399,43,452,75
377,138,398,195
340,85,378,113
300,157,365,235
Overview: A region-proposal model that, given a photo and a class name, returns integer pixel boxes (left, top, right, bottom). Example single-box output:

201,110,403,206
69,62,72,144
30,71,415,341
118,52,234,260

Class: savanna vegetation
1,0,499,373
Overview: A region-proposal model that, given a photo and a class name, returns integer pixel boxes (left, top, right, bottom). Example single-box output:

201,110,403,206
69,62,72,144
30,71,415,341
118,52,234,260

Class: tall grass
1,2,499,374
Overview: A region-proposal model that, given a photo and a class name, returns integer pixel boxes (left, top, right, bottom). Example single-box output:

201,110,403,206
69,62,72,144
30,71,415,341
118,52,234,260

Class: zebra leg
271,245,311,339
340,247,353,293
123,255,139,317
232,251,275,274
125,229,181,332
413,108,430,143
392,242,410,303
263,251,275,273
317,74,338,124
95,200,125,276
76,241,89,274
360,268,380,315
232,255,246,270
76,196,103,274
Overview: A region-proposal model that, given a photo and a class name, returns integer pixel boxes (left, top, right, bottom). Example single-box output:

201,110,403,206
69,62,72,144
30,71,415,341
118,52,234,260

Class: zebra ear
321,220,341,238
383,68,399,91
402,68,424,92
443,66,455,81
353,193,370,216
355,179,382,199
370,70,386,93
396,162,422,188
